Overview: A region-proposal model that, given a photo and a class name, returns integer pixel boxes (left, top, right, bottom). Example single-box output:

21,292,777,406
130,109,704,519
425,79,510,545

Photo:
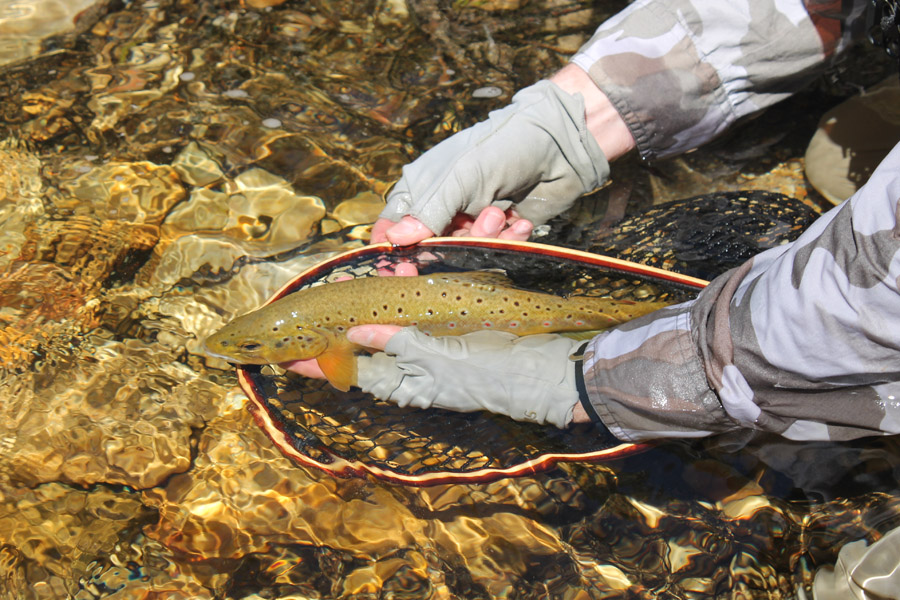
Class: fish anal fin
560,329,606,342
316,341,357,392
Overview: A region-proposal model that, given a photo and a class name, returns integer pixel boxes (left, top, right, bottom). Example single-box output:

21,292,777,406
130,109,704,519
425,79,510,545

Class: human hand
376,79,611,243
352,326,586,428
370,205,534,245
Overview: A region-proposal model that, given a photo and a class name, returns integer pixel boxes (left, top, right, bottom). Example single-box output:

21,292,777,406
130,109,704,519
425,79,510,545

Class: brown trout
204,272,668,391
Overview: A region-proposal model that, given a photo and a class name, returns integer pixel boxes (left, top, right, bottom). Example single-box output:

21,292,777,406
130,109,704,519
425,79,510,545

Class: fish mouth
202,343,243,364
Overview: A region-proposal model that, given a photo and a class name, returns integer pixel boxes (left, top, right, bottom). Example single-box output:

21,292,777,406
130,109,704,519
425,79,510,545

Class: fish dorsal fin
432,270,513,290
316,338,357,392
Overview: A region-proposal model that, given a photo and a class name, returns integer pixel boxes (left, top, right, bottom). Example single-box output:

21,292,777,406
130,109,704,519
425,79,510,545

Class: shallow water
0,0,898,598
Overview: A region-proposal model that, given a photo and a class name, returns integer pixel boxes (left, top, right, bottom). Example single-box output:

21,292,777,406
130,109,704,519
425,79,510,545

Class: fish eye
239,341,262,352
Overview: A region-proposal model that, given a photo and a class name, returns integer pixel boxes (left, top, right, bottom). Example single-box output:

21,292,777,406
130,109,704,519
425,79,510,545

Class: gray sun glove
380,80,610,234
356,328,584,428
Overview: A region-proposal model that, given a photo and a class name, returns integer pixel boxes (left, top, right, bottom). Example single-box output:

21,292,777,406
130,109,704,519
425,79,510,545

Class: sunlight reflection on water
0,0,898,598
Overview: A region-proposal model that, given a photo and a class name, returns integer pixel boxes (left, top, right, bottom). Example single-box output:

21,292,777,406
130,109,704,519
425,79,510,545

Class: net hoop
237,238,709,486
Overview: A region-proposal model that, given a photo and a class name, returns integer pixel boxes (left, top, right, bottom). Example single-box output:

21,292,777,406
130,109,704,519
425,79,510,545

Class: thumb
385,216,436,246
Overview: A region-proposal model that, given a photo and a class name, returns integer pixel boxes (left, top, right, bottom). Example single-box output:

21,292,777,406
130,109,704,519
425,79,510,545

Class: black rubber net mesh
586,190,819,279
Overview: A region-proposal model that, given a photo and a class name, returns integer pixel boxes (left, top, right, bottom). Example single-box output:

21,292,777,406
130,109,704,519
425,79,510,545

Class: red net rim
237,238,709,486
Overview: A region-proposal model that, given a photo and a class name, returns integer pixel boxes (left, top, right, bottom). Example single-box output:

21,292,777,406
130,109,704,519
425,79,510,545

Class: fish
204,271,668,391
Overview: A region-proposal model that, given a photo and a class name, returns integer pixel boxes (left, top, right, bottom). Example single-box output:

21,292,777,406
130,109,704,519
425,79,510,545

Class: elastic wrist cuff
573,342,601,423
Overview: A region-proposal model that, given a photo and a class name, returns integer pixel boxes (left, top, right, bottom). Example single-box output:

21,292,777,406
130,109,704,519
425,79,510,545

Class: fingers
393,262,419,277
497,216,533,241
370,218,394,244
449,206,533,241
282,325,404,380
282,358,326,377
377,216,436,246
372,208,532,246
347,324,403,351
371,216,434,245
467,206,506,236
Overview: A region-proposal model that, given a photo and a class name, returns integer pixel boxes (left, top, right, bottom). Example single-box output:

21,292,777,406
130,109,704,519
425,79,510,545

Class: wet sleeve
582,142,900,442
570,0,868,159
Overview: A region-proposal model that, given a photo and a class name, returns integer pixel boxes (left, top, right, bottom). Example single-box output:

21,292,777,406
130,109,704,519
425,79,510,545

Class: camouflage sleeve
571,0,868,159
581,142,900,442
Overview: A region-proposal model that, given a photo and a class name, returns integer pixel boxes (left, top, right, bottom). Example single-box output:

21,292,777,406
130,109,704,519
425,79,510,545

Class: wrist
550,63,635,161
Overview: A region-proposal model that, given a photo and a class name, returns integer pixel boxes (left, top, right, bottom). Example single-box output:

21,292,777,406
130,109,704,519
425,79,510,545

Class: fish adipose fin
316,339,358,392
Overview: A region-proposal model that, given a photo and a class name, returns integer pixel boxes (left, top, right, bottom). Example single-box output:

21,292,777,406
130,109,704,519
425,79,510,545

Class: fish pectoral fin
316,342,357,392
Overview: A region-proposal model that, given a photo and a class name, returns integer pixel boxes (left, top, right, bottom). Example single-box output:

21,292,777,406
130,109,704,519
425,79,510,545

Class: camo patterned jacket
571,0,867,160
574,0,900,442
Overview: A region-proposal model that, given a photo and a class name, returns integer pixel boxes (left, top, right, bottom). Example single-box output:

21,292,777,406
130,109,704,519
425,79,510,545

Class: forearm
583,142,900,442
570,0,867,159
549,64,635,161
